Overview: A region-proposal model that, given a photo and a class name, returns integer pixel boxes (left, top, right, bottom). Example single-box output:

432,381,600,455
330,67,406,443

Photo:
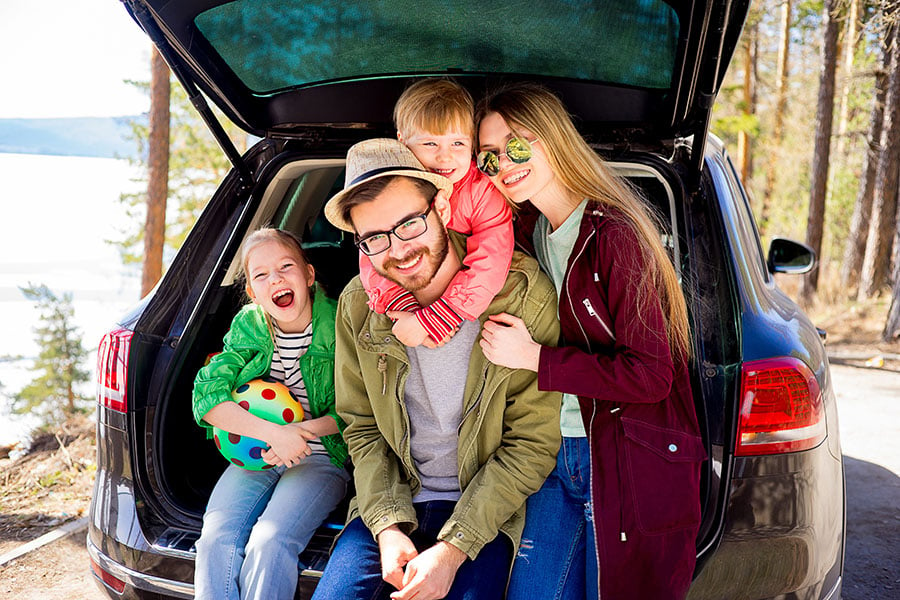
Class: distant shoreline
0,116,143,160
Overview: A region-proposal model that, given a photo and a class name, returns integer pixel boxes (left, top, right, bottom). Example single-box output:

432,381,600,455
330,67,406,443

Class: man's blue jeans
194,454,350,600
506,436,599,600
312,500,512,600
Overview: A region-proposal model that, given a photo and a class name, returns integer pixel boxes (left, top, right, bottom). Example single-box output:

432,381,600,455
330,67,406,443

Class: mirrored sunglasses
476,137,538,177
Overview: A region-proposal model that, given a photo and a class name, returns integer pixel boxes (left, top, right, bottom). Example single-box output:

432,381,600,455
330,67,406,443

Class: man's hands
377,527,468,600
378,526,419,590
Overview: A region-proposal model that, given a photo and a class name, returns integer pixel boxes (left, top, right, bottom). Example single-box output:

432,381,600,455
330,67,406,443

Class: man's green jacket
335,233,562,559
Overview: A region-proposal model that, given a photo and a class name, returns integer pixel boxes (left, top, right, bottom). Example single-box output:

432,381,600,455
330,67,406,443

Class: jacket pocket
620,417,706,535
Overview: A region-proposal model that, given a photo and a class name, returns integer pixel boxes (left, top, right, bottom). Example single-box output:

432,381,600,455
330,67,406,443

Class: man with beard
312,139,561,600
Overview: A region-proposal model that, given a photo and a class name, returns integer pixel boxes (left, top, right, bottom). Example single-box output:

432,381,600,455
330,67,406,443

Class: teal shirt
534,199,589,438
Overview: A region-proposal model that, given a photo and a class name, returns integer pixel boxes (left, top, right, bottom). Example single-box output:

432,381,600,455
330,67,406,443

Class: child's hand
264,423,312,467
387,311,431,347
421,326,459,349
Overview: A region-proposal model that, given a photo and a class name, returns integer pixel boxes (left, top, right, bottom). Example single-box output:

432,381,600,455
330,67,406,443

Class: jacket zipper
567,213,626,594
588,402,603,598
458,367,489,433
565,233,596,352
610,406,626,543
582,298,616,341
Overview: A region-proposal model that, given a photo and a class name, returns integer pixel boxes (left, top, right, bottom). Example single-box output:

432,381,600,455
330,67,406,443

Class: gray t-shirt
403,319,480,502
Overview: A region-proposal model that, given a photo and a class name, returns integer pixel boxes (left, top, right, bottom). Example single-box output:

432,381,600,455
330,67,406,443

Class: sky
0,0,153,444
0,0,152,118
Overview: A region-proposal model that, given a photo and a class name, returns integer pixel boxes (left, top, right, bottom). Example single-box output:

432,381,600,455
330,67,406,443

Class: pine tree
113,73,247,276
13,284,90,427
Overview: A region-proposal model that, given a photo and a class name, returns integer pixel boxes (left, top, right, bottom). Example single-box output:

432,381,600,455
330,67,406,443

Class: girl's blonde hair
475,83,692,361
394,78,475,140
239,227,309,284
239,228,312,338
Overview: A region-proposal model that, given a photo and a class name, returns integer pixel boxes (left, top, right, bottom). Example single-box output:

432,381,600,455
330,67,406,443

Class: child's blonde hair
239,227,311,296
394,78,475,140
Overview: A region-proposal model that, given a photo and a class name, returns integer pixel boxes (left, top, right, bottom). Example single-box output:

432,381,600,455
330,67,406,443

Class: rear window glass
195,0,680,93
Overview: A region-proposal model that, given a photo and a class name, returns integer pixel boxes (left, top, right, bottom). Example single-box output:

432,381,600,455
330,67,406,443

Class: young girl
476,83,705,600
358,78,514,347
192,228,349,600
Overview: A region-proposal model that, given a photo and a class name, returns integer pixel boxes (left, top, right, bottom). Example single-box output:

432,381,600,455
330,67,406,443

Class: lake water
0,153,143,445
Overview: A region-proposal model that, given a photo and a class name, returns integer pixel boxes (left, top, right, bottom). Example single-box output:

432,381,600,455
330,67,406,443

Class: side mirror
767,237,817,275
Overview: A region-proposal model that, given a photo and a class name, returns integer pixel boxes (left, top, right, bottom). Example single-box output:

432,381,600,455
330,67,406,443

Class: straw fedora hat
324,138,453,232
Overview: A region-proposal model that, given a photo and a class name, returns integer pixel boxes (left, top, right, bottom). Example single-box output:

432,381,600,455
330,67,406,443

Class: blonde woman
476,83,704,600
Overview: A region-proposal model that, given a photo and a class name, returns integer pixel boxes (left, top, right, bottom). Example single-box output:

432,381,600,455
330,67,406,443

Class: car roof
122,0,749,145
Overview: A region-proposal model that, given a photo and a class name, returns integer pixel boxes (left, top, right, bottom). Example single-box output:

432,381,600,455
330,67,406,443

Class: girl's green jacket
192,285,348,468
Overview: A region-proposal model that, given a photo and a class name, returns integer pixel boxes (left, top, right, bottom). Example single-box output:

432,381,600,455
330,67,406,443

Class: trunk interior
142,149,732,572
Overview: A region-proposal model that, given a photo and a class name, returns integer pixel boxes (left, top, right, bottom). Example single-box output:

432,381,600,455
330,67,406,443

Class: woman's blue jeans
194,454,350,600
506,436,599,600
312,500,512,600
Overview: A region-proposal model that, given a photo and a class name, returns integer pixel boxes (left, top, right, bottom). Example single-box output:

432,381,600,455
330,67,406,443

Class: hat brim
324,169,454,233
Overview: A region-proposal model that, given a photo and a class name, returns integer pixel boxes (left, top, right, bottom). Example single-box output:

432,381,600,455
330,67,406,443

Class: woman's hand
480,313,541,371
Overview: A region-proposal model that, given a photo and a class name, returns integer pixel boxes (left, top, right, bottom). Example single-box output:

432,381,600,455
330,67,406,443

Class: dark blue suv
88,1,845,598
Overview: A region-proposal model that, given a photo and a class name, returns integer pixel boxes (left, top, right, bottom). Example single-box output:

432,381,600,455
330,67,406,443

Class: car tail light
736,357,825,456
97,329,133,413
90,556,127,594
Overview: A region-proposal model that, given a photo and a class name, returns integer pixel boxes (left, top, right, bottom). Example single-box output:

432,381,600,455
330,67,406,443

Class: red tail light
736,357,825,456
97,329,133,413
90,556,127,593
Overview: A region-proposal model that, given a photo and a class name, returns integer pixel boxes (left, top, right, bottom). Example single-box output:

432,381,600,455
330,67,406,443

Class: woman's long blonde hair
476,83,692,361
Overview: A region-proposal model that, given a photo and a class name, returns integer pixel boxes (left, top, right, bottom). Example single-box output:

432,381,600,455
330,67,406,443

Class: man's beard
377,227,449,292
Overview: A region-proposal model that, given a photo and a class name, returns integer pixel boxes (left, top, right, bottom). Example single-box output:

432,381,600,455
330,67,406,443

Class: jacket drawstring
377,354,387,395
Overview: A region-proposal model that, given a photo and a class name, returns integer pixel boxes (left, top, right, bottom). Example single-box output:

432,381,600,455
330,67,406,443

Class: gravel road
829,361,900,599
0,362,896,599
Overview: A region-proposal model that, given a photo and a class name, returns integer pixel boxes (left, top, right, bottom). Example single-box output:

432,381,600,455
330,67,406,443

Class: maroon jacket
517,202,705,599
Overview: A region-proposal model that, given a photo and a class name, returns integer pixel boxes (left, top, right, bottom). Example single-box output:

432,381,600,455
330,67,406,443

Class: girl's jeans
506,436,599,600
194,454,350,600
312,500,512,600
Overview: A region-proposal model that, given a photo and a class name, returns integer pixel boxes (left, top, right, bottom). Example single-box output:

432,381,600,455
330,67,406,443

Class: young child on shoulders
358,78,514,347
191,227,349,600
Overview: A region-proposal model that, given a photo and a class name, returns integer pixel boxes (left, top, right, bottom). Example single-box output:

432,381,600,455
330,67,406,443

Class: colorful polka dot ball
212,378,305,470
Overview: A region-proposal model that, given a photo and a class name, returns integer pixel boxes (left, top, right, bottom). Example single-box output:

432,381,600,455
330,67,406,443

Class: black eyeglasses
354,199,435,256
476,137,540,177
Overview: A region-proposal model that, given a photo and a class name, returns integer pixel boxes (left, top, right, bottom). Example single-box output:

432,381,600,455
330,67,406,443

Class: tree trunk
799,0,841,305
737,22,757,188
141,48,171,298
841,38,892,295
884,275,900,340
859,5,900,300
759,0,791,236
836,0,862,157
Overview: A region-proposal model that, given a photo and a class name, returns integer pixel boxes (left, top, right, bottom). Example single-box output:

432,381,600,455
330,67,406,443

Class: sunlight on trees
13,284,90,428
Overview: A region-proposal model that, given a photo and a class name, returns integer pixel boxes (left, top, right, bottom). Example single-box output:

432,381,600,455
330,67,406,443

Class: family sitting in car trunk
191,78,705,600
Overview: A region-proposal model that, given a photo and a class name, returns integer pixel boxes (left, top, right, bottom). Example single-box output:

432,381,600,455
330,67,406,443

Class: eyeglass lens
356,203,433,255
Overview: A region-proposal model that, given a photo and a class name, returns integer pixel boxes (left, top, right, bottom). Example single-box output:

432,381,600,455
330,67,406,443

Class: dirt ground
0,298,897,599
0,414,104,599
